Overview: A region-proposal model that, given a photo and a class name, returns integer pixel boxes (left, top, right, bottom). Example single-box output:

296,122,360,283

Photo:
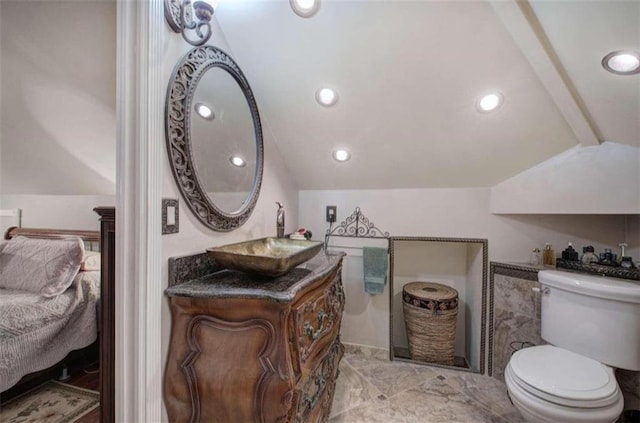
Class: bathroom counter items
165,251,346,423
556,259,640,281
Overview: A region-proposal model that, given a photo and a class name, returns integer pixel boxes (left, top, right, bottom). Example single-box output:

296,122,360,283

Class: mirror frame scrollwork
165,45,264,232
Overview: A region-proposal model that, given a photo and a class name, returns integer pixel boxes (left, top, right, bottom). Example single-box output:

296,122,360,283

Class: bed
0,227,101,393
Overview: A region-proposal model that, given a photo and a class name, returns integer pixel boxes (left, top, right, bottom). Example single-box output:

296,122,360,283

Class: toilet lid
511,345,618,402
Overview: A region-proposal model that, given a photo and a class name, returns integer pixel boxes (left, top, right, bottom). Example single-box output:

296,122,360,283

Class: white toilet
505,270,640,423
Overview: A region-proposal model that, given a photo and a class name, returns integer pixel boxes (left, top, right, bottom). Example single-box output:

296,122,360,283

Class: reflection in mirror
166,46,263,231
191,67,257,214
390,237,488,374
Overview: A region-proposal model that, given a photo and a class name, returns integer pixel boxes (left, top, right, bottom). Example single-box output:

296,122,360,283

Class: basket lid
403,282,458,301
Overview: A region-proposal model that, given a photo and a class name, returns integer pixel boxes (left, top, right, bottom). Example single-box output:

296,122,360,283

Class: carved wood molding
295,274,345,363
295,339,344,423
4,226,99,243
181,315,277,423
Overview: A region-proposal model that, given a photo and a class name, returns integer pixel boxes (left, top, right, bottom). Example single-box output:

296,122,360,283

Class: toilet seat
505,364,624,423
509,345,620,408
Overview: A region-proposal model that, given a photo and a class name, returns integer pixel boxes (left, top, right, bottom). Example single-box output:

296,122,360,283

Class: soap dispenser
275,202,285,238
543,243,556,266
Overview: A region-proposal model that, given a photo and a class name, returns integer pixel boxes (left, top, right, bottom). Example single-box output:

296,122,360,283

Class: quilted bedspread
0,271,99,392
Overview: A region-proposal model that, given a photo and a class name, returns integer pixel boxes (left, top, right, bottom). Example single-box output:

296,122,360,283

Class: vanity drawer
291,270,345,373
292,339,344,423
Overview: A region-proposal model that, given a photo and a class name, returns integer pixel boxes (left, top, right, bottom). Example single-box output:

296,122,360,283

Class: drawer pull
303,309,328,341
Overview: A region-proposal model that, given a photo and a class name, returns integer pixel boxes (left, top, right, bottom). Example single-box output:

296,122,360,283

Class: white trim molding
116,0,164,421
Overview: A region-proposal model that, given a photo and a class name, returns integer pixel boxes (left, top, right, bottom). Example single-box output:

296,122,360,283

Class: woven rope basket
402,282,458,365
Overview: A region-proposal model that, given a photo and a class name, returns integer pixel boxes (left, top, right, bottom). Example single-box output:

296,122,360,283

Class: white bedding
0,270,100,392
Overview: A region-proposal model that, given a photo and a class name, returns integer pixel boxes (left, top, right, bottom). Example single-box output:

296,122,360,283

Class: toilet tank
538,270,640,371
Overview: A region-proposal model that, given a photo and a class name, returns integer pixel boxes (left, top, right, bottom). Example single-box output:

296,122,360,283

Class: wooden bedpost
94,207,115,423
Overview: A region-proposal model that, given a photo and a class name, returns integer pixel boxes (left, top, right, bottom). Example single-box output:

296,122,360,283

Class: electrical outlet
326,206,337,223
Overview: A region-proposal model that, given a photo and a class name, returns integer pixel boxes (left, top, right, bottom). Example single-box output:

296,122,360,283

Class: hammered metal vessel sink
206,237,324,277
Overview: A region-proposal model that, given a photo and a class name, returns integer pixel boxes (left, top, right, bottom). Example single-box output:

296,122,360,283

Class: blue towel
363,247,388,294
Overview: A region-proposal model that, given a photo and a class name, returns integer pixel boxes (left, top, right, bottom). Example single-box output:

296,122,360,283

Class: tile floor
329,344,526,423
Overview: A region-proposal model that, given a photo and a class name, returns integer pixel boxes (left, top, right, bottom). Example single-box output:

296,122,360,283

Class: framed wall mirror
165,45,264,231
389,236,488,374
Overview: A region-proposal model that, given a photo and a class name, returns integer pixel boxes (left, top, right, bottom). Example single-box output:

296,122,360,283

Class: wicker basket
402,282,458,365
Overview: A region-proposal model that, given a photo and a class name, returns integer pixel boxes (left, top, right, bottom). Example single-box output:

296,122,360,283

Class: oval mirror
166,46,264,231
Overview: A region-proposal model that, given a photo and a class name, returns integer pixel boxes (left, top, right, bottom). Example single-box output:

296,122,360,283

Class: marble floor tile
331,343,523,423
342,344,390,371
425,370,527,423
355,359,438,398
329,360,383,418
330,383,510,423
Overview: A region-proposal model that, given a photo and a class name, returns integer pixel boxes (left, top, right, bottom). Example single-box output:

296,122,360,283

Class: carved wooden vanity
165,251,345,423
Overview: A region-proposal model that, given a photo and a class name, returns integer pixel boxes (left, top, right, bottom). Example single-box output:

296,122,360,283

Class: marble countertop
492,260,639,281
165,251,345,303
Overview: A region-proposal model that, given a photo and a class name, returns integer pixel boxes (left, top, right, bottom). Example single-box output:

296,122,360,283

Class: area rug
0,381,99,423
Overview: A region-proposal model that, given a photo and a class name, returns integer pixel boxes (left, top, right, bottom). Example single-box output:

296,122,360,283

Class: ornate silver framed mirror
165,46,264,231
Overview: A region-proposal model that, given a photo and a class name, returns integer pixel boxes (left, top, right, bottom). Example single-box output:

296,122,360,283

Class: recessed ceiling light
332,149,350,162
476,93,503,112
195,103,214,120
229,156,246,167
290,0,320,18
602,51,640,75
316,88,338,107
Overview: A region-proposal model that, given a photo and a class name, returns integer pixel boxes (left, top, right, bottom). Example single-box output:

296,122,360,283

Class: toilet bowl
505,345,623,423
503,270,640,423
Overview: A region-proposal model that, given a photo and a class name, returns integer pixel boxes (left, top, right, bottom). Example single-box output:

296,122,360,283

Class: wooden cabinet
165,253,345,423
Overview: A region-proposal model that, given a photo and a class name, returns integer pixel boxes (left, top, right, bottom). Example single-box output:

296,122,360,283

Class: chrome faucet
276,202,285,238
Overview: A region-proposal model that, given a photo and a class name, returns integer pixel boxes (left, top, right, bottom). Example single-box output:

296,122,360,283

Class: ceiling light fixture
316,88,338,107
195,103,214,120
602,50,640,75
476,93,503,112
164,0,214,46
290,0,320,18
229,156,246,167
332,149,350,162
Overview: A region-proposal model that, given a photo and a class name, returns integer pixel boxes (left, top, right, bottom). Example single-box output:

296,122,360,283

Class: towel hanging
363,246,388,294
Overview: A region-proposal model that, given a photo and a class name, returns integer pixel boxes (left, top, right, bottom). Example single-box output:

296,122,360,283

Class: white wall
0,0,116,195
159,14,299,423
0,194,114,232
466,243,484,370
0,1,2,198
0,0,116,230
299,188,630,350
491,142,640,214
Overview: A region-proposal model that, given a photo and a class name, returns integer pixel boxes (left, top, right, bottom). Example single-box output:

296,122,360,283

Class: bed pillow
0,236,85,297
80,251,101,271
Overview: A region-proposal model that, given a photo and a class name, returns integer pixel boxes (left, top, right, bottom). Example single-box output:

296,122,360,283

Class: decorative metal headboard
324,207,390,250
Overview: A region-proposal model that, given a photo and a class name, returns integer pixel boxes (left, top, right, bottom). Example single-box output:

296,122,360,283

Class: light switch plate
162,198,179,234
326,205,337,223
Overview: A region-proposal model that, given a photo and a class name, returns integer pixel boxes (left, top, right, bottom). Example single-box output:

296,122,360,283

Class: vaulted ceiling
214,0,639,190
